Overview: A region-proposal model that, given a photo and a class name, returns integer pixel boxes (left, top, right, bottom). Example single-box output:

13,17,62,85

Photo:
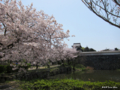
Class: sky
7,0,120,51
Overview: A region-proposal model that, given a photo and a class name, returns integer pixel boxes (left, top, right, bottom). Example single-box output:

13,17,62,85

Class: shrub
75,64,85,68
6,65,13,73
0,65,7,73
27,63,31,68
20,79,120,90
17,63,31,72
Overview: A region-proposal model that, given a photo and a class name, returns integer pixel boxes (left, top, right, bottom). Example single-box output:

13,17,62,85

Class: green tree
103,49,110,51
81,47,85,51
81,46,96,52
115,48,119,51
89,48,96,51
84,46,89,52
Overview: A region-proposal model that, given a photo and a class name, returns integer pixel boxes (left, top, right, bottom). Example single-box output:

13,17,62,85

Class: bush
17,63,31,71
6,65,13,73
0,64,14,74
75,64,85,68
0,63,32,74
0,65,7,73
27,63,31,68
20,79,120,90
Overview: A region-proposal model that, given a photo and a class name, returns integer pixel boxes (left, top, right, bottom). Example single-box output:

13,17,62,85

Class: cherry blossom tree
0,0,42,71
82,0,120,28
0,0,75,72
62,47,78,71
51,45,78,64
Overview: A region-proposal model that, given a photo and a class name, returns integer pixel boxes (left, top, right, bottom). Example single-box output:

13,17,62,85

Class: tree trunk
36,65,38,70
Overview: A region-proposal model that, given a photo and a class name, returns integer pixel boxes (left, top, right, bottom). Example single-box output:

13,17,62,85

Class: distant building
72,43,82,52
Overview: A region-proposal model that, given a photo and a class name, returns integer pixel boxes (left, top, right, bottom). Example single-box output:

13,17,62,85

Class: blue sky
19,0,120,51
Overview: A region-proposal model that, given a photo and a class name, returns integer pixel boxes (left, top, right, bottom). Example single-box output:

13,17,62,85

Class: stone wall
0,66,72,82
76,55,120,70
16,66,72,81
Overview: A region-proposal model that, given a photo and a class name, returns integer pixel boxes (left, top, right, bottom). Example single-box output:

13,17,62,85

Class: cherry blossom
0,0,76,72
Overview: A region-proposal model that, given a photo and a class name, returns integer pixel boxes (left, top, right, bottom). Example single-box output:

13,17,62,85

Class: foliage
115,48,119,51
75,64,85,68
6,65,13,73
27,63,32,68
0,64,14,73
0,64,7,73
102,49,110,51
20,79,120,90
75,64,88,71
81,47,85,51
0,62,32,74
82,0,120,28
81,46,96,52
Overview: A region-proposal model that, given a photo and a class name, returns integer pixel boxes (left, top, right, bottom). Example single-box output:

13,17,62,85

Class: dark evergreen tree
115,48,119,51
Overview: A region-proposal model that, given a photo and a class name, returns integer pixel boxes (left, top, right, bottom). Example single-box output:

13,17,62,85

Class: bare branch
82,0,120,28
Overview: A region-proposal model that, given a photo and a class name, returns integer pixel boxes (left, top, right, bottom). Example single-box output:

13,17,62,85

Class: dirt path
28,65,60,70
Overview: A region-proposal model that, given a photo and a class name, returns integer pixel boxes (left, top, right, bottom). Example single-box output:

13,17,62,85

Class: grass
116,69,120,71
13,78,120,90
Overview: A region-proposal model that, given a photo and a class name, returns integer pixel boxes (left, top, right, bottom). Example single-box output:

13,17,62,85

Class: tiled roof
72,43,81,47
